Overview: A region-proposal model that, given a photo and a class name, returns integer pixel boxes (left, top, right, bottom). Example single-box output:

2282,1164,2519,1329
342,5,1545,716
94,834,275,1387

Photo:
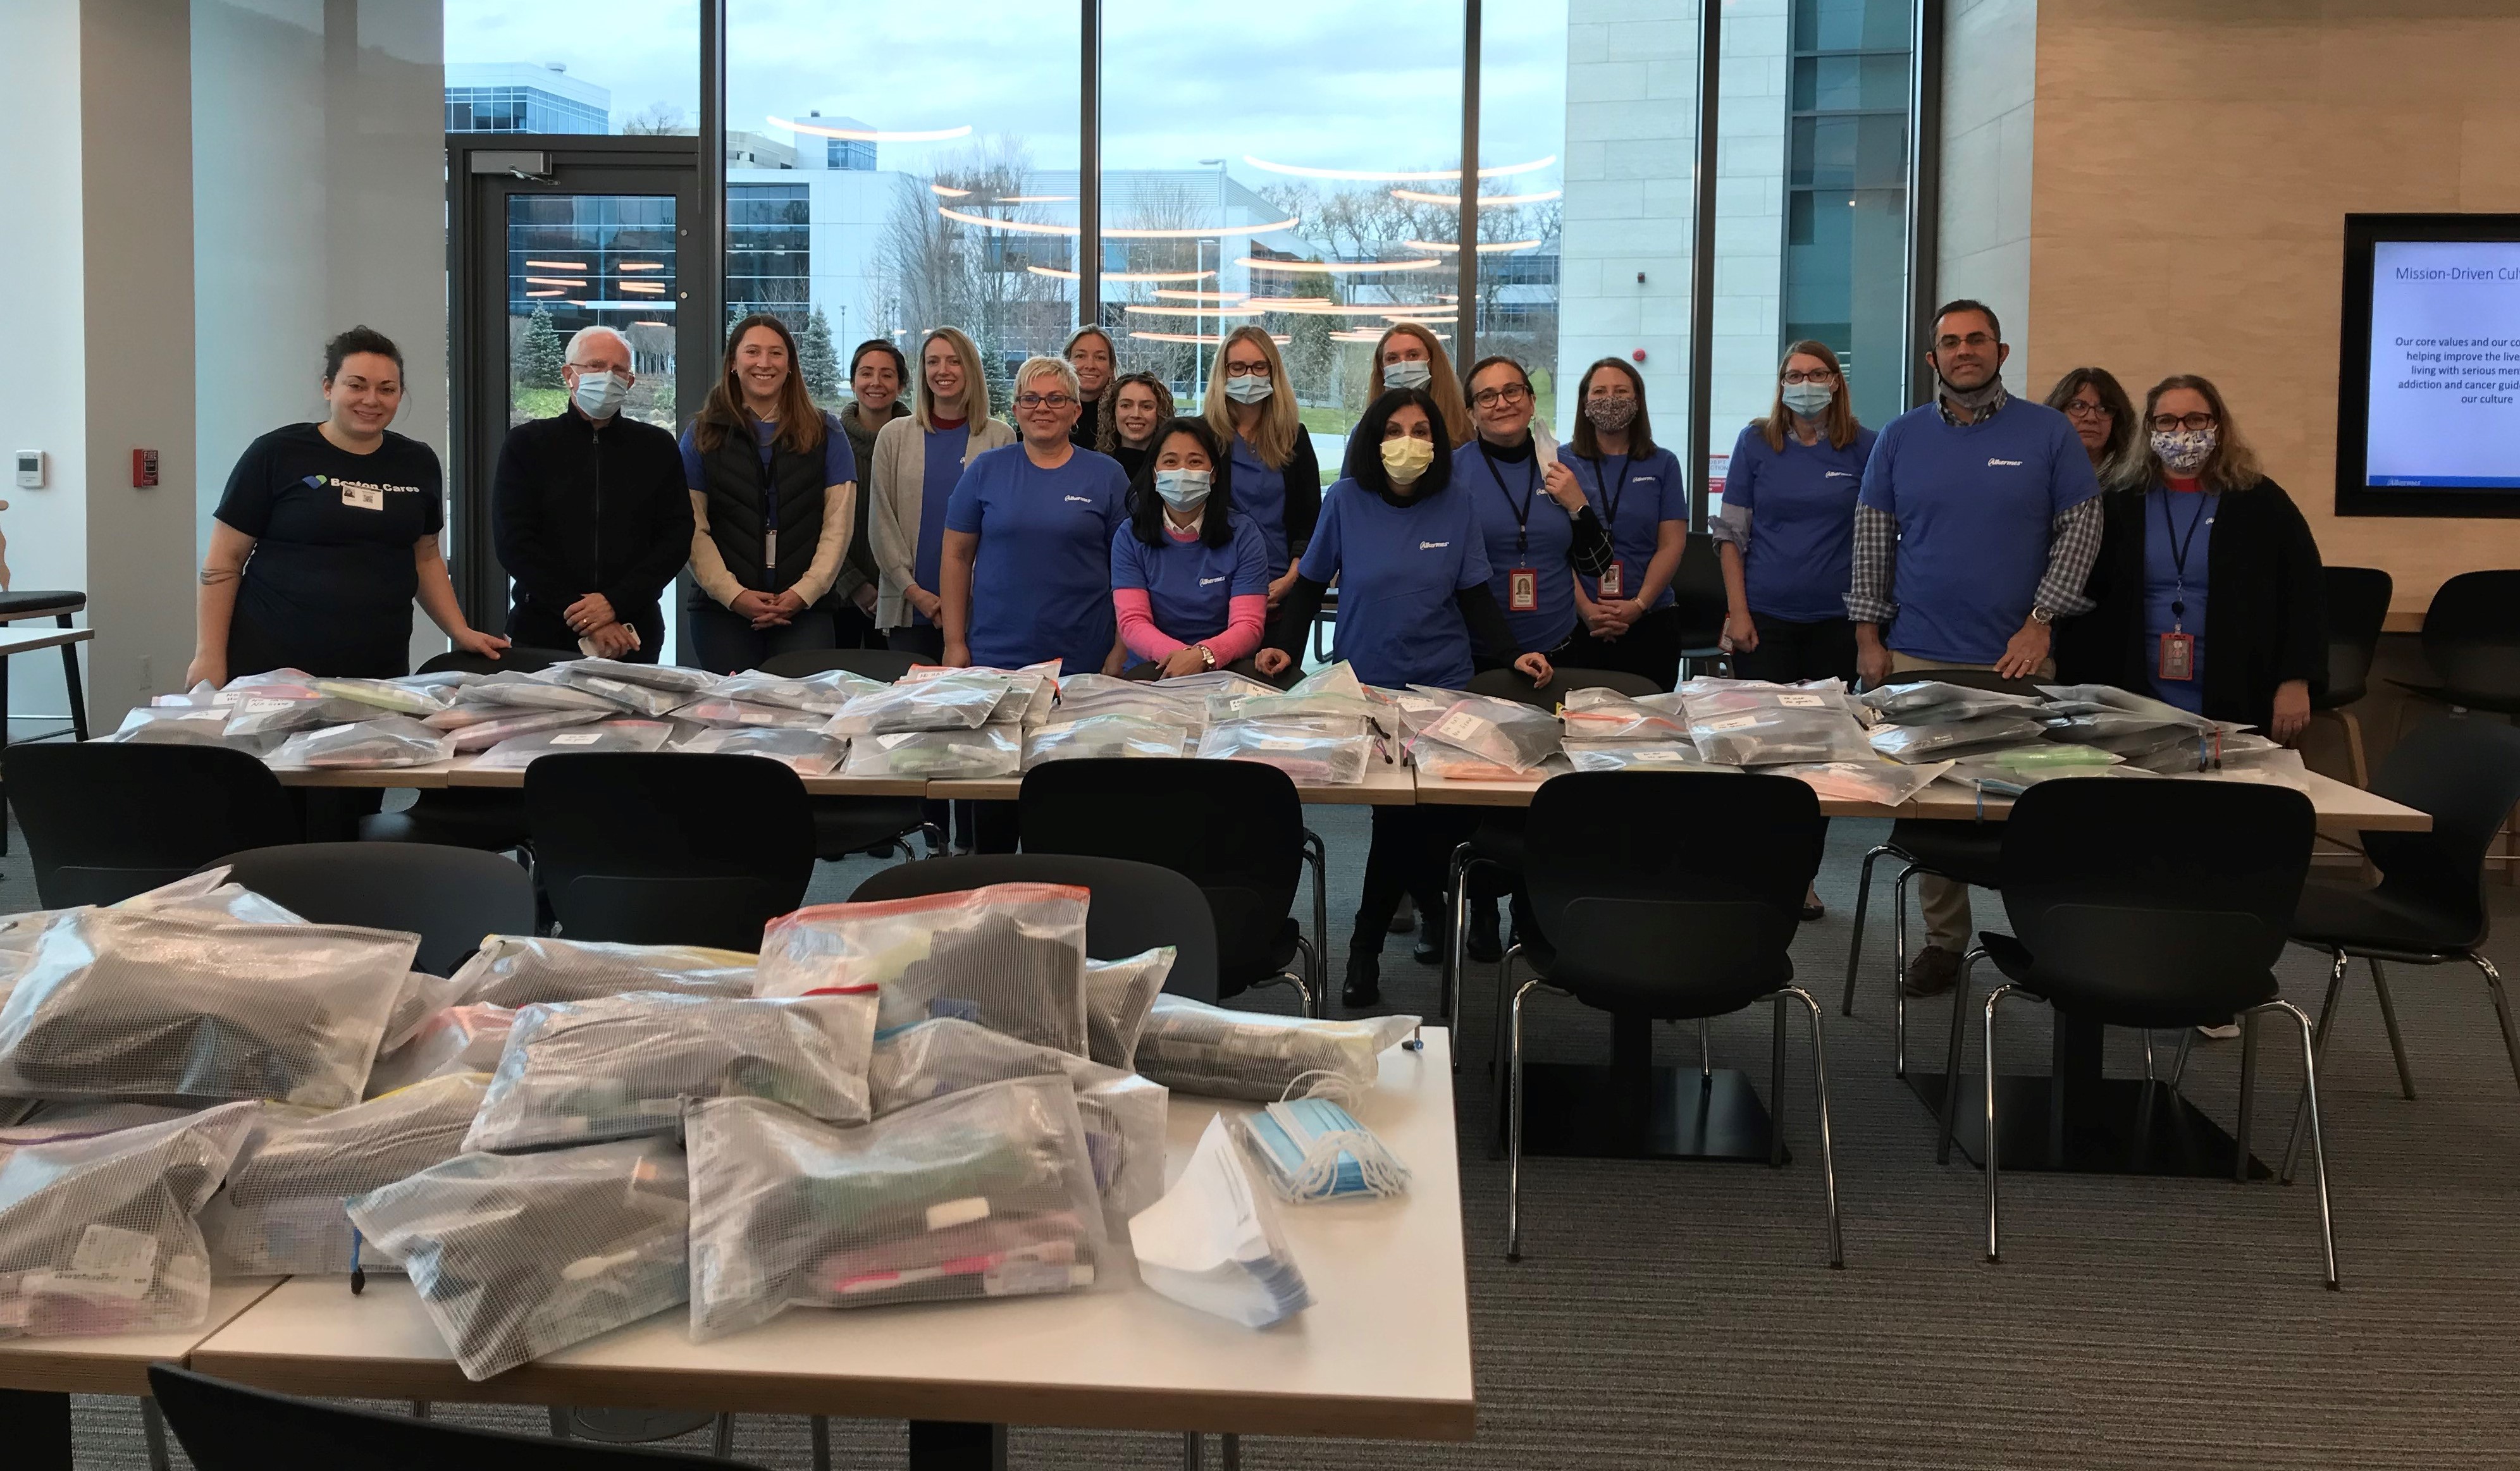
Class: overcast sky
446,1,1568,191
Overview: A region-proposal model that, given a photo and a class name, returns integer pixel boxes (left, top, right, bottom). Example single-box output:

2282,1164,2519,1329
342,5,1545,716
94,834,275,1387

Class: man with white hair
491,324,693,660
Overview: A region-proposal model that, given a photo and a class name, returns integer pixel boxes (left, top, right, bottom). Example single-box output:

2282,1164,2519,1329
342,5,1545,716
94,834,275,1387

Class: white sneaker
2194,1021,2243,1040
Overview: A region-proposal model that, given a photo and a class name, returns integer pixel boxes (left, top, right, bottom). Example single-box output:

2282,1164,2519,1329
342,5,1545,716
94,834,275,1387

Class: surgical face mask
2151,426,2217,476
1584,395,1638,434
1380,436,1435,484
1382,358,1433,392
571,370,628,419
1223,371,1273,404
1781,381,1835,416
1154,468,1211,513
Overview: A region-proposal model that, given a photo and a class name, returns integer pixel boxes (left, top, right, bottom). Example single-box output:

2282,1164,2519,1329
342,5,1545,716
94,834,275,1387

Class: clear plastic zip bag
839,726,1020,779
1560,741,1729,773
1197,717,1374,785
366,1003,518,1097
1023,714,1192,768
1050,674,1209,729
198,1073,490,1276
825,670,1011,736
311,678,454,717
713,668,887,715
1865,712,2050,763
755,883,1090,1056
269,717,454,770
671,726,849,775
1859,680,2044,722
470,719,676,770
533,665,688,717
218,692,380,738
439,708,606,753
561,658,720,694
667,696,831,732
1230,662,1373,725
1774,759,1954,805
450,672,622,714
349,1136,689,1382
1558,687,1691,743
1688,706,1875,766
1405,686,1563,772
450,935,758,1011
684,1078,1106,1341
1132,995,1419,1102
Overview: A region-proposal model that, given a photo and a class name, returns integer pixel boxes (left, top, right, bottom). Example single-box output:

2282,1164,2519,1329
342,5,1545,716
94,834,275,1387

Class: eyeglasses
1470,383,1532,409
2149,412,2216,433
2062,400,2112,421
1223,362,1269,378
1934,333,1997,351
1781,369,1837,385
1015,393,1076,410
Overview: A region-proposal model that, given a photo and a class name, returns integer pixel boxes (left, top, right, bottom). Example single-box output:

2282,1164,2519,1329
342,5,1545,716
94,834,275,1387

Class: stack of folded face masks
197,1074,489,1276
1130,1116,1310,1329
462,990,877,1152
1132,996,1419,1102
672,725,849,774
349,1136,689,1381
683,1077,1106,1340
0,1102,258,1339
1235,1093,1410,1204
755,884,1091,1055
1678,679,1875,766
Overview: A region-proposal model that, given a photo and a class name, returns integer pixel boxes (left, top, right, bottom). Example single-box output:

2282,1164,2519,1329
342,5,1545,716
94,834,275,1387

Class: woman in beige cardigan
868,326,1017,659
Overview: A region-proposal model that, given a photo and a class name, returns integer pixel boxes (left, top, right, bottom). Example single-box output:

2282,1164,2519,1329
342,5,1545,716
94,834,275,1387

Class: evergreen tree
799,306,841,402
516,305,564,391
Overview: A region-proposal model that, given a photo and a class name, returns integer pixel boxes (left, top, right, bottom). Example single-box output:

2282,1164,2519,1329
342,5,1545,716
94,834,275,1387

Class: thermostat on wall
13,452,39,489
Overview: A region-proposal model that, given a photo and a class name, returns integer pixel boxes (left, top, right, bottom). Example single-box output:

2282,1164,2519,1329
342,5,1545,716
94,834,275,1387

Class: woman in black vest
678,314,858,672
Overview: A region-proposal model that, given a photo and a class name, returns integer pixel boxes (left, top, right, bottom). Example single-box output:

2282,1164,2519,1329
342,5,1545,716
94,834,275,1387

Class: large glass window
1102,1,1464,459
728,1,1082,411
444,0,700,134
1784,0,1914,427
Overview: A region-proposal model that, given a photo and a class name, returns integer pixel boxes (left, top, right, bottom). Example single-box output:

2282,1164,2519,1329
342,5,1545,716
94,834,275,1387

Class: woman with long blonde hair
1200,324,1323,623
867,325,1015,658
1709,339,1875,686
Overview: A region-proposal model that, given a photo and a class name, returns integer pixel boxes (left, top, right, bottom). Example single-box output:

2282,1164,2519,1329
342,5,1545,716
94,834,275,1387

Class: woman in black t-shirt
190,326,508,684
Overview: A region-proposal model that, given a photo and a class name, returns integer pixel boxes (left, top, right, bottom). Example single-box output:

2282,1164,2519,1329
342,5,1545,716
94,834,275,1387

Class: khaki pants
1888,651,2053,954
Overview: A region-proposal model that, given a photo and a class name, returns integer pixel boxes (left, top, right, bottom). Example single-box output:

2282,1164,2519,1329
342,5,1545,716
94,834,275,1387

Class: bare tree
872,136,1070,405
621,102,691,136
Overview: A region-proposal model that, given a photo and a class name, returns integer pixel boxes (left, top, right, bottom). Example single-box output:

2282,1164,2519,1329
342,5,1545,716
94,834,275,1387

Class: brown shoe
1902,945,1962,998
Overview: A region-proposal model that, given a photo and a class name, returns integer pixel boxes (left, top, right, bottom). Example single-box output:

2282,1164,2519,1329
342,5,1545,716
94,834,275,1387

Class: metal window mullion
1686,0,1721,531
1080,0,1102,332
1457,0,1480,371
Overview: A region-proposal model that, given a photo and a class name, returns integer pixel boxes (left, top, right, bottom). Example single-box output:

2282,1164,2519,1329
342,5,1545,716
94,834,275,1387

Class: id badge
1597,560,1625,599
763,529,778,569
340,483,383,511
2158,631,2196,682
1507,568,1538,612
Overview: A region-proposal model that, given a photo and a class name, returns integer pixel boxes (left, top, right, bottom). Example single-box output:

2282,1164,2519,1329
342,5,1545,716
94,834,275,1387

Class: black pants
886,624,945,661
505,601,665,663
1562,604,1683,691
1729,613,1857,686
684,600,837,675
827,598,883,649
1352,806,1479,957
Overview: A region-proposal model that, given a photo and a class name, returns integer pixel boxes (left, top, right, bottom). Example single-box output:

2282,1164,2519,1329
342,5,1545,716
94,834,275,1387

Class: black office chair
1934,779,2335,1286
1016,761,1303,1011
359,645,580,851
1501,770,1841,1265
207,842,533,975
1442,667,1662,1054
526,753,815,952
1667,534,1730,682
147,1365,769,1471
6,742,300,906
2388,569,2520,719
2311,566,2393,787
0,591,91,859
2285,716,2520,1176
759,646,921,682
849,851,1221,1002
1839,665,2044,1073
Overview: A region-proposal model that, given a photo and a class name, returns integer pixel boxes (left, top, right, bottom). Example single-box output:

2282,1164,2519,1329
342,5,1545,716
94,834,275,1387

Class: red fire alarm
1631,349,1648,364
132,449,159,488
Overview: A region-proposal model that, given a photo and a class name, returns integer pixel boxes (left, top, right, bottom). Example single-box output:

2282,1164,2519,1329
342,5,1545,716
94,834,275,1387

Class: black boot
1343,949,1382,1009
1411,919,1445,966
1466,901,1502,964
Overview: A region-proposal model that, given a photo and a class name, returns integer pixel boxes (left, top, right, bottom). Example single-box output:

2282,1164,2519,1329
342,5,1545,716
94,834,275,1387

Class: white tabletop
191,1032,1474,1441
0,1278,281,1396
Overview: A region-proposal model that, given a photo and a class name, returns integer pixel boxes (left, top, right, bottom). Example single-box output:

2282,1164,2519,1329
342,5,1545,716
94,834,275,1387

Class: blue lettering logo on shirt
1986,458,2024,467
1199,575,1226,586
1419,541,1450,551
1063,495,1093,504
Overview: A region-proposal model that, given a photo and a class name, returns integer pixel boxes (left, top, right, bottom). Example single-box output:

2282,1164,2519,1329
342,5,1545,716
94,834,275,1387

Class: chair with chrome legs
2282,715,2520,1177
1933,779,2337,1287
1838,668,2040,1072
1500,770,1842,1266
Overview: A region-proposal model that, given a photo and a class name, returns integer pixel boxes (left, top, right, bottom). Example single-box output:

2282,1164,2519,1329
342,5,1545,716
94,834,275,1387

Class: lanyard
2157,488,2210,624
1592,453,1634,529
1479,441,1540,554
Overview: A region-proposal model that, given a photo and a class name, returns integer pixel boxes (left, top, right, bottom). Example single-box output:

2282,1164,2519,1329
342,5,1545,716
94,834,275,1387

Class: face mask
1781,381,1834,416
571,370,627,419
1154,468,1211,513
2151,426,2217,476
1584,395,1638,434
1383,359,1433,391
1937,372,2006,411
1380,436,1435,484
1223,372,1273,405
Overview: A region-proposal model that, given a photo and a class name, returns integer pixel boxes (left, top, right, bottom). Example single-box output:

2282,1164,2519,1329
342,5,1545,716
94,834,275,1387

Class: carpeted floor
25,804,2520,1469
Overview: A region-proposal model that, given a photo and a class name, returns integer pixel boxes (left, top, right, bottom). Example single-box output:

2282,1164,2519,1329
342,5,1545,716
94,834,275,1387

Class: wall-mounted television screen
2336,213,2520,517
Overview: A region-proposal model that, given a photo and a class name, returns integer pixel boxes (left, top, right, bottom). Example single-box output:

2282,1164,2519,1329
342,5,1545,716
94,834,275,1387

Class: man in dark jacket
493,326,693,661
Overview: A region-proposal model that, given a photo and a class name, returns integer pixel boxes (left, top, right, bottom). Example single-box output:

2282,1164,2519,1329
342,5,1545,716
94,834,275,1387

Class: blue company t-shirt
1230,434,1293,579
1298,478,1493,689
944,444,1130,673
2142,484,2218,713
1457,440,1578,652
911,423,974,625
1560,445,1686,610
1855,401,2101,665
1722,422,1877,624
1109,512,1271,645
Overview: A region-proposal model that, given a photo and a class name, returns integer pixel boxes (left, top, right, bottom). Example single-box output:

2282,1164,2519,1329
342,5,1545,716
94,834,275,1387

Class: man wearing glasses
1846,299,2104,999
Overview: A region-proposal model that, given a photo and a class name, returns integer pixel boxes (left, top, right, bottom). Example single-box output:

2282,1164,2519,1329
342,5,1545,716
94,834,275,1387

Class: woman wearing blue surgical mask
1342,323,1474,477
1110,417,1272,679
1559,356,1690,689
1263,388,1555,1008
1712,341,1877,686
2085,374,2324,742
1200,326,1322,646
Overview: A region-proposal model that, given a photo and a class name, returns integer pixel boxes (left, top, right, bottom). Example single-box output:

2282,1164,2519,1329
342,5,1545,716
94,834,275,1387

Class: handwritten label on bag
1776,694,1827,708
547,733,603,746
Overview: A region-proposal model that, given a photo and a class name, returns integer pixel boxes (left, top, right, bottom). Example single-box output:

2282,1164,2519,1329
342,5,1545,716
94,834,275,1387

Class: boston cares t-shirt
215,423,443,658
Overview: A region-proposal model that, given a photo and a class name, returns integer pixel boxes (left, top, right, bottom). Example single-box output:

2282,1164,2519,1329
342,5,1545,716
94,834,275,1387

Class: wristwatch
2029,606,2057,625
1195,643,1216,669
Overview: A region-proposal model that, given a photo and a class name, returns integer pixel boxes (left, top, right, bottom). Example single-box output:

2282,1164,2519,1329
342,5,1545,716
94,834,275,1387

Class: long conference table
0,1033,1471,1471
